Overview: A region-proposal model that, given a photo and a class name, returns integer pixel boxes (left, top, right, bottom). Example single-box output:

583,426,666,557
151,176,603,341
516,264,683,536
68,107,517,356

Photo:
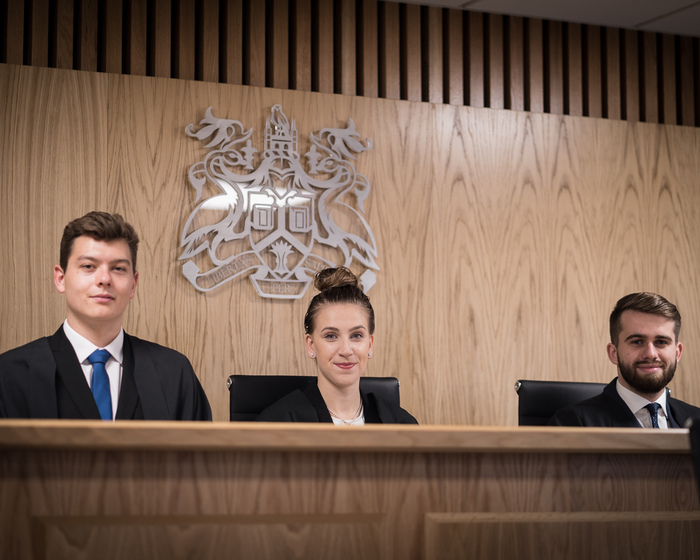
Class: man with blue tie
0,211,212,421
550,292,700,428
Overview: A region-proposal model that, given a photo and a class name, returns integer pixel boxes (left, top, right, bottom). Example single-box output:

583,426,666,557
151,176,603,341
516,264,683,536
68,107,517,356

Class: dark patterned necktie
644,402,661,428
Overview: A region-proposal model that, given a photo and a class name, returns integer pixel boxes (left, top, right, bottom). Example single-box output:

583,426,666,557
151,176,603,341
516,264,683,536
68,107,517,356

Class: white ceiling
398,0,700,38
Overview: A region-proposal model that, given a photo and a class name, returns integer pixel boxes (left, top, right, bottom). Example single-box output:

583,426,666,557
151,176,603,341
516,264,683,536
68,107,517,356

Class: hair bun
314,267,359,292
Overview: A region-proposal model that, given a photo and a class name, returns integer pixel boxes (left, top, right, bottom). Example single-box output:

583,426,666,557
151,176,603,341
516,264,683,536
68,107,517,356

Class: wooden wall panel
55,0,74,69
270,0,288,89
315,0,334,93
605,28,621,120
567,23,583,117
547,21,564,114
507,16,524,111
661,33,676,125
175,0,196,80
128,0,148,76
0,65,108,347
586,25,603,118
467,11,484,108
402,4,421,102
222,0,244,85
678,36,696,126
77,0,99,72
104,0,124,74
379,1,400,100
30,0,50,67
487,14,504,109
426,6,442,104
623,29,640,122
338,0,357,96
153,0,172,78
445,9,463,106
4,64,700,424
4,0,25,65
527,18,544,113
642,32,658,123
358,0,378,98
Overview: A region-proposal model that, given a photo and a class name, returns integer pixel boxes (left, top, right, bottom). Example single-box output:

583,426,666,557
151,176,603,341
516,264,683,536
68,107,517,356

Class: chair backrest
515,379,606,426
227,374,401,421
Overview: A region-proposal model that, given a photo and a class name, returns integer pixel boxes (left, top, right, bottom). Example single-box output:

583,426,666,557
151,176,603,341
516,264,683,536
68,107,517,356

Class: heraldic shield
180,104,379,299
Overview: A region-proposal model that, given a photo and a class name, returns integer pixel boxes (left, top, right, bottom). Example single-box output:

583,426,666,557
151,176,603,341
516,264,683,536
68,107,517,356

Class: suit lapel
125,334,170,420
114,336,142,419
48,327,101,420
602,381,642,427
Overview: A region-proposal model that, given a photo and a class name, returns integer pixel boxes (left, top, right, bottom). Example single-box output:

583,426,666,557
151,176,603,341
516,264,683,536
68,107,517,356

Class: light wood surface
1,422,698,559
2,63,700,426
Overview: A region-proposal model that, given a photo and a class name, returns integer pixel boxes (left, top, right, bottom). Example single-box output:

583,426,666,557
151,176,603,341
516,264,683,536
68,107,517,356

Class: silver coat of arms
179,105,379,298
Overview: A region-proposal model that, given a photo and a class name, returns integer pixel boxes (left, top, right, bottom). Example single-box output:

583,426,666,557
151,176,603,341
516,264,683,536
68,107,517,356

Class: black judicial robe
0,327,212,420
255,379,418,424
548,378,700,428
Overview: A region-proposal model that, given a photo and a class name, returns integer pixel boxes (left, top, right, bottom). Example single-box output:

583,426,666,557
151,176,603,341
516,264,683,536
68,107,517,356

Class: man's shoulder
125,334,190,363
669,396,700,421
0,337,51,363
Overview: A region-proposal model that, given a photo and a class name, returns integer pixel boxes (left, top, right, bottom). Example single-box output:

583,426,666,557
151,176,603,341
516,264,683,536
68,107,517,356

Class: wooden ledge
0,420,691,454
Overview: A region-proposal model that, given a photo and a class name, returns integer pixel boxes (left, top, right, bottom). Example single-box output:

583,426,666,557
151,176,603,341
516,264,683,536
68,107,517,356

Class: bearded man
549,292,700,428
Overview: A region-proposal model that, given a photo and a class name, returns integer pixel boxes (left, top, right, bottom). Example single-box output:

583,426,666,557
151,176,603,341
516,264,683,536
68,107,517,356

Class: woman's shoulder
367,393,419,425
255,389,319,422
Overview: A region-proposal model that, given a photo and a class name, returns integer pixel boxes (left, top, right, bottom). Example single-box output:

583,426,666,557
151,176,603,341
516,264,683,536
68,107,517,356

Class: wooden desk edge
0,420,690,454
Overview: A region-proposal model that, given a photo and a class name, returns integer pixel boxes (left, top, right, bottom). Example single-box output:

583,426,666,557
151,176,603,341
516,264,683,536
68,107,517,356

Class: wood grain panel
426,7,442,104
426,513,700,560
291,0,312,91
402,4,421,102
3,64,700,424
0,65,108,348
199,0,219,83
547,21,563,114
1,427,697,560
55,0,74,69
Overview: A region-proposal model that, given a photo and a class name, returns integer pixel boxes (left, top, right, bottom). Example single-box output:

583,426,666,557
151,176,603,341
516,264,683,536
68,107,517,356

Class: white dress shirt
62,320,124,420
615,378,669,429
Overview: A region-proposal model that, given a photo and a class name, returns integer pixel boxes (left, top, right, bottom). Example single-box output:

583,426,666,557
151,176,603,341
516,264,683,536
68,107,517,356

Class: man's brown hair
609,292,681,345
59,211,139,272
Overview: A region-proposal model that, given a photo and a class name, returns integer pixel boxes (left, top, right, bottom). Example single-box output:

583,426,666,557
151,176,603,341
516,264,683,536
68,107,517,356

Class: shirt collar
615,377,668,418
62,319,124,365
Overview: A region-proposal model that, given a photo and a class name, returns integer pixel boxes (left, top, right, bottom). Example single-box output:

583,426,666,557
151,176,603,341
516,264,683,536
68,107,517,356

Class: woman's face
306,302,374,390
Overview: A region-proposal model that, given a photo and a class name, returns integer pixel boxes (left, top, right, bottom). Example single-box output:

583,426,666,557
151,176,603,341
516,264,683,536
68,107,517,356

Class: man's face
607,310,682,398
54,236,138,336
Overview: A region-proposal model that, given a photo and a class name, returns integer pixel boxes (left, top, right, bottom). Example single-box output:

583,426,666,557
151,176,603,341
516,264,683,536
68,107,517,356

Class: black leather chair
227,374,401,421
688,419,700,499
515,379,606,426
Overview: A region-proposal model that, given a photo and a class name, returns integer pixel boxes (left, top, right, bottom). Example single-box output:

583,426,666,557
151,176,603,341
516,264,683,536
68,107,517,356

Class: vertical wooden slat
104,0,123,74
567,22,583,116
315,0,333,92
222,0,243,85
508,16,524,111
152,0,172,78
128,0,147,76
55,0,74,69
641,31,658,123
445,9,463,106
30,0,50,67
468,11,484,108
678,36,696,126
199,0,219,82
661,33,676,125
488,13,504,109
527,18,544,113
586,25,602,118
426,6,442,104
77,0,99,72
291,0,311,91
248,0,266,87
604,27,621,120
547,21,564,114
402,4,421,102
5,0,25,64
358,0,378,98
379,1,400,100
623,29,639,122
338,0,356,95
270,0,288,89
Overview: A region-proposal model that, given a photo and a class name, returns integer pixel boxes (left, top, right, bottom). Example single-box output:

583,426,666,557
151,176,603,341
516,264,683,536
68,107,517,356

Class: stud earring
310,353,315,358
368,353,372,357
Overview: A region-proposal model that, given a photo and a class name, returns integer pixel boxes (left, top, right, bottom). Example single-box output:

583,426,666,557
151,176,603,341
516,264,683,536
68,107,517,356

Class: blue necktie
88,349,112,421
644,402,661,428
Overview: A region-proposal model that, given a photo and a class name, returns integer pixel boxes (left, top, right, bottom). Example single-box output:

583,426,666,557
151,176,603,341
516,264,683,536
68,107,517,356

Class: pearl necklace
327,401,364,425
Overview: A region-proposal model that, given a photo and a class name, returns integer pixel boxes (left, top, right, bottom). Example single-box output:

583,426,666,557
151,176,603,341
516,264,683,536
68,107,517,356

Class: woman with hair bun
256,267,417,424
